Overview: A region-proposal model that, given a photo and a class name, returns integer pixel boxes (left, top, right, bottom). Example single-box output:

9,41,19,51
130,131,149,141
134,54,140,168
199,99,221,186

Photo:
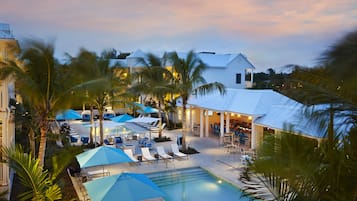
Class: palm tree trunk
38,124,48,167
89,105,94,145
182,100,187,151
98,110,104,145
158,109,163,139
158,99,163,138
28,128,36,157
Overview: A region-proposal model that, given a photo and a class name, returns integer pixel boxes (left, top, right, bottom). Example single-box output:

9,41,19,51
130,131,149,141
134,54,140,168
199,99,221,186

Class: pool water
146,167,253,201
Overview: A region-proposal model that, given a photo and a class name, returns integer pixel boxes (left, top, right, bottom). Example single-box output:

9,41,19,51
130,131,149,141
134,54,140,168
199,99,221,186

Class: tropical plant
0,39,77,166
131,53,176,138
244,29,357,201
1,146,62,201
166,50,225,150
68,49,130,145
245,126,357,201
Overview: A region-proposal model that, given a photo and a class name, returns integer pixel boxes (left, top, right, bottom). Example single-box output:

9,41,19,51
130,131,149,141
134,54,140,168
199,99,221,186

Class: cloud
1,0,356,71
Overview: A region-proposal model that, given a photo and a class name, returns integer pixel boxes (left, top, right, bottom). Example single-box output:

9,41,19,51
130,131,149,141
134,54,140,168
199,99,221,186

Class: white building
183,88,351,150
110,49,255,89
0,23,17,194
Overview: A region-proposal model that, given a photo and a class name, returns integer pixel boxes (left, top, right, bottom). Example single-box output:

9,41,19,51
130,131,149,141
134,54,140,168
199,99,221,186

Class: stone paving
69,126,268,200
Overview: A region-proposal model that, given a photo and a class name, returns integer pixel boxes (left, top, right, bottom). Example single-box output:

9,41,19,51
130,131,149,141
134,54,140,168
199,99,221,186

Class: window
236,73,241,84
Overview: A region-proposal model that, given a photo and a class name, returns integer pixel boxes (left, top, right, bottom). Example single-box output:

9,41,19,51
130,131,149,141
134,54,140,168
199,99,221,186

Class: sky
1,0,356,72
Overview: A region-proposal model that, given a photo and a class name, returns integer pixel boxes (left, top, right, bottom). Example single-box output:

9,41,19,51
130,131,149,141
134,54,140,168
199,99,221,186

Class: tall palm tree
166,50,225,150
131,53,175,138
246,29,357,201
68,49,130,145
0,39,76,166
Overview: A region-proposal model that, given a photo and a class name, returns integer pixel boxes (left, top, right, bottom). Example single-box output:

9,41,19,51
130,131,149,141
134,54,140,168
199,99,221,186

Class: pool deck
70,128,273,201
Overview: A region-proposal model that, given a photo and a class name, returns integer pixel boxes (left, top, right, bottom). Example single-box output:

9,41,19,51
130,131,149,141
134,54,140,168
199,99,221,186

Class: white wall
202,55,254,89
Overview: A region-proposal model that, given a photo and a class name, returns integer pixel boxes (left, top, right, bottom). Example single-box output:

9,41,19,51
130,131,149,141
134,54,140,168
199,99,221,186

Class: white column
226,112,230,133
251,69,254,84
220,112,224,137
251,116,256,150
200,109,204,138
189,106,193,133
205,110,209,137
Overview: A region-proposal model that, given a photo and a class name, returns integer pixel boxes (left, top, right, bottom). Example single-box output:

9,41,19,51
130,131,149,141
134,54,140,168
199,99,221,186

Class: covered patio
181,88,298,150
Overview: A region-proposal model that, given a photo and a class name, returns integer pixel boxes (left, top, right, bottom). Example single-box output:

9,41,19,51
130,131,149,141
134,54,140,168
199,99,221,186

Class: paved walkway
69,128,271,201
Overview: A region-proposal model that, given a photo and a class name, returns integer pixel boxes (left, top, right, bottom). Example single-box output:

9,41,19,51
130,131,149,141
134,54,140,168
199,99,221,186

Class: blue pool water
146,167,253,201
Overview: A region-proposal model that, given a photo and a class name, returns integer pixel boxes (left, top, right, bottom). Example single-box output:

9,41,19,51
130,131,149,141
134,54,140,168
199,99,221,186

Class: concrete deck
69,128,272,201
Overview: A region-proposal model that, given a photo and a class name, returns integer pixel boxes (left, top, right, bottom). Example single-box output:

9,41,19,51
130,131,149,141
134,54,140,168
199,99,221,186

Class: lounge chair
171,144,188,159
141,147,156,161
124,149,139,163
81,137,89,145
240,154,252,166
156,146,172,160
69,135,83,146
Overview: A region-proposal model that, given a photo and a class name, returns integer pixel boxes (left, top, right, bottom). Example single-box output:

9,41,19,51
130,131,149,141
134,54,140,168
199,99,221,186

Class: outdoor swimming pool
146,167,254,201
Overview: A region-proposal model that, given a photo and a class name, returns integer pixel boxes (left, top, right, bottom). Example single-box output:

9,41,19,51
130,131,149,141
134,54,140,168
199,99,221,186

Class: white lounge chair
156,146,172,160
171,144,188,159
141,147,156,161
124,149,139,163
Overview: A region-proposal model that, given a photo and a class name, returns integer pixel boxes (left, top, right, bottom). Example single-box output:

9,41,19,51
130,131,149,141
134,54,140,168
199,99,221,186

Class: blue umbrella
111,114,134,123
56,109,81,121
84,172,166,201
76,146,133,168
136,106,159,114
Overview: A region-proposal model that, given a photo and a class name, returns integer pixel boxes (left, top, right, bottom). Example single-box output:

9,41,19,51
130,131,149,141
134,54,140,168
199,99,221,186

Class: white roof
255,104,353,138
110,49,255,69
255,105,323,138
109,59,128,67
188,88,296,116
0,23,14,39
126,49,147,59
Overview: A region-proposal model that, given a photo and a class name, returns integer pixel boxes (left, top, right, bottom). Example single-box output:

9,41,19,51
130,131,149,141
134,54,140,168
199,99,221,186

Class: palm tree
166,50,225,150
0,39,76,166
246,126,357,201
131,53,176,138
1,146,62,201
245,29,357,201
68,49,130,145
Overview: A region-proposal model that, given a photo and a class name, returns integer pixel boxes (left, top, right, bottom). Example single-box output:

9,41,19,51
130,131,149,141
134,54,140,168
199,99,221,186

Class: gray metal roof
0,23,15,39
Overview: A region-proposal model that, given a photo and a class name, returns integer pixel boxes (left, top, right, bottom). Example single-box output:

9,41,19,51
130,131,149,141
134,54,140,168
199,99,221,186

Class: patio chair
171,143,188,159
140,147,156,161
81,137,89,145
156,146,172,160
124,149,139,163
69,135,83,146
115,136,123,144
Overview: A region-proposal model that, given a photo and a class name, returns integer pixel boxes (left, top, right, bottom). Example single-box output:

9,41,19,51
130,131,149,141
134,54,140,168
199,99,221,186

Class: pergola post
205,110,209,137
200,109,204,138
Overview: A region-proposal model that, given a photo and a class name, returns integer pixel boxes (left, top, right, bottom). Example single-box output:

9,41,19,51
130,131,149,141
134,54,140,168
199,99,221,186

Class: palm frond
1,146,62,201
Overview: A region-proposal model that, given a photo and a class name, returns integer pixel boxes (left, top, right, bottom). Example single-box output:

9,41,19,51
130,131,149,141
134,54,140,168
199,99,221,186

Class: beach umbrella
84,172,166,201
76,146,133,168
111,114,134,123
136,106,159,114
127,117,160,124
56,109,81,120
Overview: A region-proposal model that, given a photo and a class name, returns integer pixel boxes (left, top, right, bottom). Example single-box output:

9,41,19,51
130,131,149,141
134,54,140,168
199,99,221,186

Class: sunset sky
1,0,356,72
